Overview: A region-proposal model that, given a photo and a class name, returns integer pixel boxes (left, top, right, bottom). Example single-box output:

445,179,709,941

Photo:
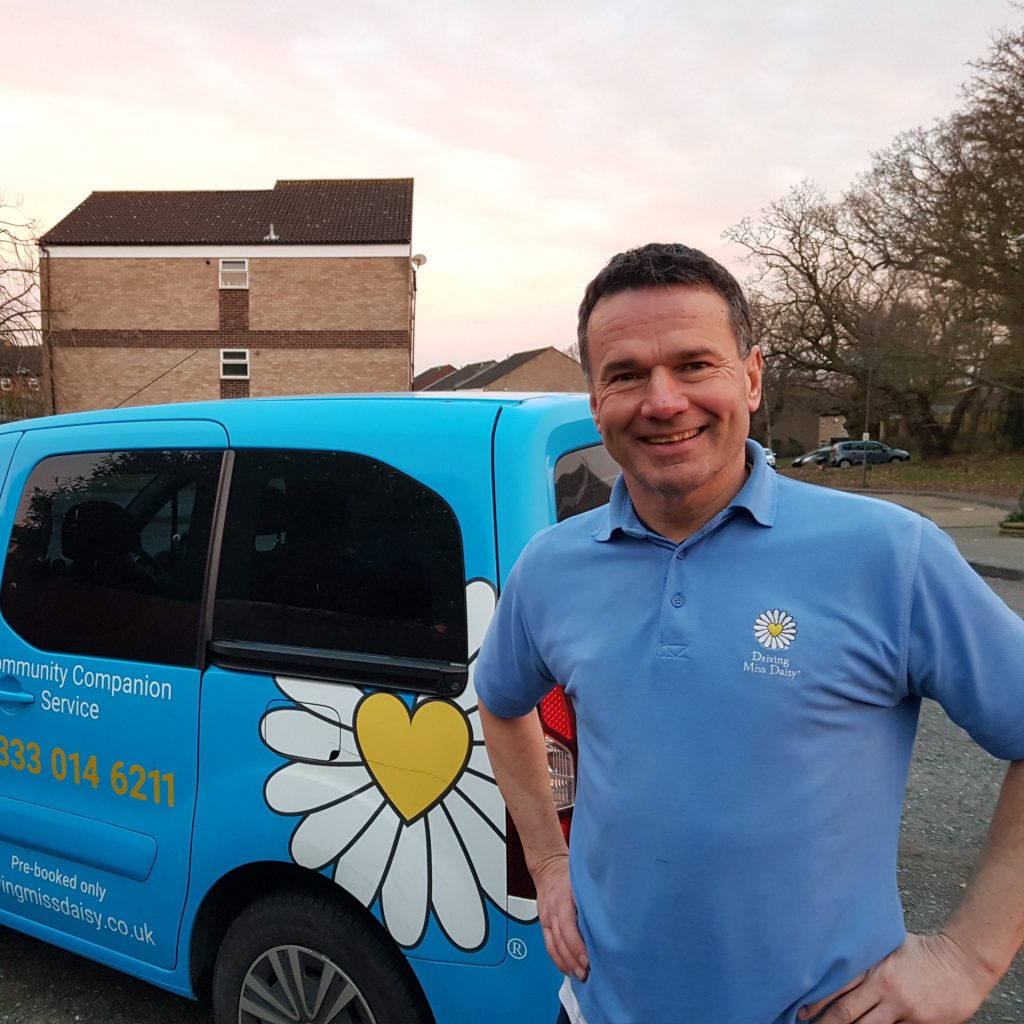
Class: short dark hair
577,242,754,379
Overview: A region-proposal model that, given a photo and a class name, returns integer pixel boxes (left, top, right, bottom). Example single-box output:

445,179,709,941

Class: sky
1,0,1018,372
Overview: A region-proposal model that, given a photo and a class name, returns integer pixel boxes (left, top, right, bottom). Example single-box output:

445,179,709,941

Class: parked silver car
830,440,911,467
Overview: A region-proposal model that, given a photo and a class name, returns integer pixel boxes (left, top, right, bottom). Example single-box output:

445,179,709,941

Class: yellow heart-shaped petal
356,693,470,823
767,623,784,637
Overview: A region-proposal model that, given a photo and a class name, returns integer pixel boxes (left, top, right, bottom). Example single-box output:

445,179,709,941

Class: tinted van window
555,445,618,521
214,450,466,663
2,450,222,666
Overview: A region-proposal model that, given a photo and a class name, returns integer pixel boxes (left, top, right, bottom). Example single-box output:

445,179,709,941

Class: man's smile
643,427,705,445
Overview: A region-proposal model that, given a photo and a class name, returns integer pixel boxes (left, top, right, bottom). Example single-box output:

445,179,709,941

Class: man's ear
746,346,764,411
588,387,601,432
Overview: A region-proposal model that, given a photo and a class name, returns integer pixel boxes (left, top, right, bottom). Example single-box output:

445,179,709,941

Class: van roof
0,392,591,436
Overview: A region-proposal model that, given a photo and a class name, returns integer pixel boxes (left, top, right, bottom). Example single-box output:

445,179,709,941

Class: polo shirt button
671,593,685,608
676,549,686,559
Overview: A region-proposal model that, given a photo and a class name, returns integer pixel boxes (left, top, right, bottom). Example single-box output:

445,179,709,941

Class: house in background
415,347,585,393
411,363,456,390
0,345,44,423
39,179,416,413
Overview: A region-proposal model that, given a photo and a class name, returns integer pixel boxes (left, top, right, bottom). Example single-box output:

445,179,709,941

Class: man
475,243,1024,1024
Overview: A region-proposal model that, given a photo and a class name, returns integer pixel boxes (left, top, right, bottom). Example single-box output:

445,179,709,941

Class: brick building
39,179,416,412
415,347,585,392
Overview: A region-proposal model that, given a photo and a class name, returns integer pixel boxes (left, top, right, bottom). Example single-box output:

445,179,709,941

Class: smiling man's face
587,285,762,538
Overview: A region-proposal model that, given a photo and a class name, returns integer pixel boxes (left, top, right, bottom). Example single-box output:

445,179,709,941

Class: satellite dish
411,254,427,268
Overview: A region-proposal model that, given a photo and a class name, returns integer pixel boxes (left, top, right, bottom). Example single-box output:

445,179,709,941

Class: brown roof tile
413,364,457,390
41,179,413,245
421,360,497,390
463,347,553,388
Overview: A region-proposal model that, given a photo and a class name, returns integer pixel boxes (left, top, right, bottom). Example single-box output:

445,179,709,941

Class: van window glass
214,450,467,663
555,445,618,521
2,450,222,666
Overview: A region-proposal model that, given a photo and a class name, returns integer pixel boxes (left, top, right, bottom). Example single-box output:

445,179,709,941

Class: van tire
837,459,852,468
212,890,431,1024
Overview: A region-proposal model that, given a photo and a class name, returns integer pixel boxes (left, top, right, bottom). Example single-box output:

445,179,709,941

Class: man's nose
640,368,689,419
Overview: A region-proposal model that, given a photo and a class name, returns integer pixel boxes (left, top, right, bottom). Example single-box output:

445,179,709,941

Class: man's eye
609,372,640,383
680,362,709,372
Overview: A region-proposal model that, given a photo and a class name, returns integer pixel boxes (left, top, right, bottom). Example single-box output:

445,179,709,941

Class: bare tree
846,26,1024,446
561,340,582,364
727,183,993,455
0,197,41,349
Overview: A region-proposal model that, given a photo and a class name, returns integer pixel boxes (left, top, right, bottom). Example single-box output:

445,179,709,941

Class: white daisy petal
453,770,505,835
262,707,346,762
452,581,497,709
290,788,383,870
468,745,495,777
265,761,371,815
380,819,430,947
466,579,497,658
275,677,364,721
466,705,484,738
427,806,487,950
458,663,479,709
445,790,506,909
334,803,401,907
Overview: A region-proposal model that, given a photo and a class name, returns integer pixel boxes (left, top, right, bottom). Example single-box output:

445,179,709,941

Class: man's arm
802,759,1024,1023
478,699,589,981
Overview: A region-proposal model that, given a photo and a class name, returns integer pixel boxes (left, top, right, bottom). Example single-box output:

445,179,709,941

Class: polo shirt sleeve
473,553,557,720
907,518,1024,760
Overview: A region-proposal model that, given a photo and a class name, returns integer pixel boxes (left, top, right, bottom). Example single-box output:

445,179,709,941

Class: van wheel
837,458,852,468
212,890,431,1024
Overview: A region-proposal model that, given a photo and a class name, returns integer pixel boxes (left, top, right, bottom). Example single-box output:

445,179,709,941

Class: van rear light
507,684,577,898
539,686,573,744
539,684,576,814
545,736,575,811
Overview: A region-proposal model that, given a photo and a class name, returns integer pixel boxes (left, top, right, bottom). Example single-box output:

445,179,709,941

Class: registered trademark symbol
507,938,528,960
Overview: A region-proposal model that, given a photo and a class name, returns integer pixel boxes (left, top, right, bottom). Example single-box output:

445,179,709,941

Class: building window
221,349,250,379
219,258,249,289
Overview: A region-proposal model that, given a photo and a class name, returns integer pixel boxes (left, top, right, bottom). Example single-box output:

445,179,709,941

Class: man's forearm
479,699,590,977
478,700,566,872
943,759,1024,983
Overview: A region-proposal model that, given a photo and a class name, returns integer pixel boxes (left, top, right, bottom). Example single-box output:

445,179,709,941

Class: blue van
0,392,616,1023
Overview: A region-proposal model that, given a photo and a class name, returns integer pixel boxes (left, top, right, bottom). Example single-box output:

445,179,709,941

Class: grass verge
780,453,1024,506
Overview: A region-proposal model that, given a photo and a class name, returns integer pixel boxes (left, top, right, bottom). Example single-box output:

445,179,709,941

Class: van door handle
0,691,33,705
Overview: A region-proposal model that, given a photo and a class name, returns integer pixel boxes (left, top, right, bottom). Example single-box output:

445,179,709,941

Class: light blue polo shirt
475,442,1024,1024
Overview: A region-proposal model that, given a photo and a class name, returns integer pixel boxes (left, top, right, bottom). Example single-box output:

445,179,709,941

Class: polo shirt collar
591,438,777,542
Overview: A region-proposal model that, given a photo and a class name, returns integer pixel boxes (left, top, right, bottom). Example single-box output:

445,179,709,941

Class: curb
969,561,1024,583
852,488,1017,512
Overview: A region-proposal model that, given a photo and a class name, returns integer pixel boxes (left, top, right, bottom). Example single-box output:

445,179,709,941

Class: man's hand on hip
533,852,589,982
798,932,995,1023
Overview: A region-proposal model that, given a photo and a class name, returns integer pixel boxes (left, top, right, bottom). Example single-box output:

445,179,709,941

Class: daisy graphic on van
260,579,532,951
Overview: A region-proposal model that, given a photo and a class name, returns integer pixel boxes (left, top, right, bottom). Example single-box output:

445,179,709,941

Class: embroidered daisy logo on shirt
753,609,797,650
259,579,534,953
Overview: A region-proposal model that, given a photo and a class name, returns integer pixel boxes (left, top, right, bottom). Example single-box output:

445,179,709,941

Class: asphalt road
0,577,1021,1023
